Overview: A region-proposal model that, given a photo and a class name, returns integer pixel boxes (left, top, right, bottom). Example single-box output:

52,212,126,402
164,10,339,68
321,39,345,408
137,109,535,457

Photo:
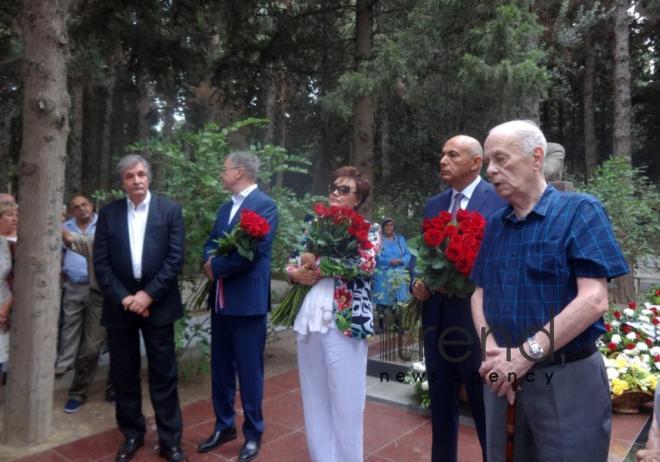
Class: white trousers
297,329,368,462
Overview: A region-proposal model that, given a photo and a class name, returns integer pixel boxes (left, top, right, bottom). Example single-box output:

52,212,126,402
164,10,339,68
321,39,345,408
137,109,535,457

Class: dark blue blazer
203,187,278,316
422,178,507,314
94,194,185,328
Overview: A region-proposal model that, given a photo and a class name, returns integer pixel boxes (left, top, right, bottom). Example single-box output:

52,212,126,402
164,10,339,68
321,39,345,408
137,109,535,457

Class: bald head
446,135,483,158
439,134,483,190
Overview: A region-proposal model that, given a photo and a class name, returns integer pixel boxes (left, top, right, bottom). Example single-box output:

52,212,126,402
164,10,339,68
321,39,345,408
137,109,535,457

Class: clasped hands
289,252,320,286
122,290,152,317
479,340,534,404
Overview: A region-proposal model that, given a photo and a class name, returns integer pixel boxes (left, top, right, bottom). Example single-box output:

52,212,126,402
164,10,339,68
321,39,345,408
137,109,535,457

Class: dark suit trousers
211,314,266,441
422,296,488,462
107,322,182,446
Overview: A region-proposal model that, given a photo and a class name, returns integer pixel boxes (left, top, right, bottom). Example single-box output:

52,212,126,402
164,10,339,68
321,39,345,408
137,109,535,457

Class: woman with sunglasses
287,166,378,462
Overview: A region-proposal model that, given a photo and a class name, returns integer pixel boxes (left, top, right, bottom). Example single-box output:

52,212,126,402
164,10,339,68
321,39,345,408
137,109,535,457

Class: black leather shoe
115,437,144,462
238,440,260,462
158,445,188,462
197,427,237,453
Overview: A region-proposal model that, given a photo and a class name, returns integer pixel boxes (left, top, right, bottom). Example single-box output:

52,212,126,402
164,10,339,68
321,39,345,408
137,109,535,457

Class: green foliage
127,118,314,277
580,156,660,264
174,312,211,381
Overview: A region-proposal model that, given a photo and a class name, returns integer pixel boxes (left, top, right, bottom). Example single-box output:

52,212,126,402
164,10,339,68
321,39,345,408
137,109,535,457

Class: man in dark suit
197,151,278,462
94,155,187,462
412,135,506,462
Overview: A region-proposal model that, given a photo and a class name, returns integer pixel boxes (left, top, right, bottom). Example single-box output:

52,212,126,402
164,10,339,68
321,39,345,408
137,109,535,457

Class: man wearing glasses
198,151,278,462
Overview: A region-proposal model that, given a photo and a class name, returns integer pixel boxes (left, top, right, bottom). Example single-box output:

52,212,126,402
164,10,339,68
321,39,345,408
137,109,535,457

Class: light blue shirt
62,214,97,283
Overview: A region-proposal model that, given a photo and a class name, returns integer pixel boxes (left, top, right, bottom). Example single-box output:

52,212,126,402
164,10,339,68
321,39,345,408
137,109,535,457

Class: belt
535,343,597,368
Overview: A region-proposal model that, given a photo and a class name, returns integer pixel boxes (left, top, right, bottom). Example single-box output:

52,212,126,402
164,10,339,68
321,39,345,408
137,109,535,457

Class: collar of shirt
127,190,151,212
64,213,98,234
231,184,258,206
451,175,481,204
503,185,554,223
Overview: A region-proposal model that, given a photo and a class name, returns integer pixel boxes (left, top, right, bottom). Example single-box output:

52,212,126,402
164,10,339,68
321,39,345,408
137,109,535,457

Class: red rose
646,338,653,347
604,323,611,332
455,258,471,275
622,325,632,334
655,289,660,296
437,211,452,225
240,210,270,238
444,225,458,238
314,203,328,217
455,208,469,221
424,229,444,248
445,244,461,263
652,317,659,325
628,301,637,309
626,343,635,350
655,354,660,362
613,311,621,319
607,342,617,351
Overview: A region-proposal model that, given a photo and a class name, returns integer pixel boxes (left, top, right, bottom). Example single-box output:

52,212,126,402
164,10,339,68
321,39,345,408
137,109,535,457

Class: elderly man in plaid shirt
471,120,629,462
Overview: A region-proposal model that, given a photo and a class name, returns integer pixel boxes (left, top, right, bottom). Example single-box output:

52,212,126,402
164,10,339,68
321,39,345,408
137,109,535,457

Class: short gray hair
227,151,259,180
489,120,547,157
116,154,152,181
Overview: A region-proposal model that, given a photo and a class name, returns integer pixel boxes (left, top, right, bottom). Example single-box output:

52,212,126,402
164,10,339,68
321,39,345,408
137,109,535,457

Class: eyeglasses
328,184,356,196
220,166,242,174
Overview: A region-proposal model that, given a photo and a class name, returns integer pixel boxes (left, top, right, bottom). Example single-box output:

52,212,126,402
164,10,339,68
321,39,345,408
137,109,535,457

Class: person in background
636,386,660,461
55,195,97,377
372,218,411,333
61,219,114,413
0,198,17,242
0,200,16,382
287,166,378,462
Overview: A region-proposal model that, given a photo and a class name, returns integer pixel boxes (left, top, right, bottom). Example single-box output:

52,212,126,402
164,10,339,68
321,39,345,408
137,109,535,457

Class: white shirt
228,184,259,224
127,190,151,280
449,176,482,212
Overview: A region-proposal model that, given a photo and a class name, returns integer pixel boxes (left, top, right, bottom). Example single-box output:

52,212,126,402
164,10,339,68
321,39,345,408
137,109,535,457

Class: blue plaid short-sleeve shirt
470,185,629,353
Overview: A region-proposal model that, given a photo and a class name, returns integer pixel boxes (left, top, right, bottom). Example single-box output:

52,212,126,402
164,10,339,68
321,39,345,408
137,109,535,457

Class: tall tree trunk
275,70,288,188
612,0,632,161
3,0,70,445
0,107,16,192
583,38,597,181
136,67,153,141
99,66,117,191
66,74,83,198
351,0,375,218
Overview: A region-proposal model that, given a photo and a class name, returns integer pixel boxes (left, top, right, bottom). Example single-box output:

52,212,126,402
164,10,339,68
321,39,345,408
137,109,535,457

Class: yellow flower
612,383,625,395
613,356,627,369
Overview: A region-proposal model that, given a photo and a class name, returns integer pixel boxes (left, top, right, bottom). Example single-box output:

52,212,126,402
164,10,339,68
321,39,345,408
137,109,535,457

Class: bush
580,156,660,265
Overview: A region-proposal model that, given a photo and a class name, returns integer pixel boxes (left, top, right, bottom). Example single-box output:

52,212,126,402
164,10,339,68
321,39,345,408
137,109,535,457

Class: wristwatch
526,337,545,360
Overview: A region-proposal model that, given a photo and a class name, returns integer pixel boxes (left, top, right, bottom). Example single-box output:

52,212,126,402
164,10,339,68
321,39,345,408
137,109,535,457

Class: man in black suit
412,135,506,462
94,155,187,462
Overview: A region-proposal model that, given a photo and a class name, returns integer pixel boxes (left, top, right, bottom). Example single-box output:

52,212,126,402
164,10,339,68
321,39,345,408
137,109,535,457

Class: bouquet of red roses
402,209,486,330
190,209,270,310
214,209,271,260
270,203,374,328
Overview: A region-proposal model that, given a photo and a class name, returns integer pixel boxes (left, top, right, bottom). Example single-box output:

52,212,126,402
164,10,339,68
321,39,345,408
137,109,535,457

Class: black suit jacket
93,194,185,328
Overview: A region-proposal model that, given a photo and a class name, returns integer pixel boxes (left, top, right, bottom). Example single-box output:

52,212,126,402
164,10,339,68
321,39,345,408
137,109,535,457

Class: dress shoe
238,440,260,462
115,437,144,462
158,444,188,462
197,427,237,453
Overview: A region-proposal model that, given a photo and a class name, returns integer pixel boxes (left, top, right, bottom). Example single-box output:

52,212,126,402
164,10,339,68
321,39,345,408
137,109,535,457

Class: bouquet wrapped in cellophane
270,203,374,328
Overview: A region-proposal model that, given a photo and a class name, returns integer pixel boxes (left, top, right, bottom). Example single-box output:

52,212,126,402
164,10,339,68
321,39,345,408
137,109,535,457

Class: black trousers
107,322,182,447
